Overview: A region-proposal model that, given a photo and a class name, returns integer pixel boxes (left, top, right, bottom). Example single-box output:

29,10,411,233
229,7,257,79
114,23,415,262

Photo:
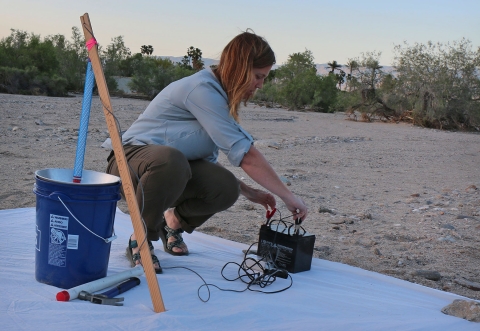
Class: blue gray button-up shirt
102,68,254,167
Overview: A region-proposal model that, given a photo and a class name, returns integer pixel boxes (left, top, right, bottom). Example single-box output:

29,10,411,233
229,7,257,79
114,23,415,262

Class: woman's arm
238,179,276,210
216,161,276,210
240,145,308,221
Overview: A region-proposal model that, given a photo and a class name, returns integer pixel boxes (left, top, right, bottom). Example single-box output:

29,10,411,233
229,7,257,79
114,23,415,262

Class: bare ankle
164,208,181,230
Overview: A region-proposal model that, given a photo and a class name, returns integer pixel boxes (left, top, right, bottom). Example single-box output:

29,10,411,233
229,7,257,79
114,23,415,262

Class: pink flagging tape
85,38,97,51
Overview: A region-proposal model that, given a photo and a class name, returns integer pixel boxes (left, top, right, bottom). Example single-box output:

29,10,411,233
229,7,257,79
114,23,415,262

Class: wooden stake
80,13,165,313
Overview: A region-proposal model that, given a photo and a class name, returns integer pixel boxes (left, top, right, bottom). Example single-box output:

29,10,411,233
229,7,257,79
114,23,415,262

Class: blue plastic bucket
33,168,121,289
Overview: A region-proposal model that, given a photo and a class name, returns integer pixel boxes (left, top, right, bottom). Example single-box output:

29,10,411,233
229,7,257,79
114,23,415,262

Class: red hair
214,31,275,121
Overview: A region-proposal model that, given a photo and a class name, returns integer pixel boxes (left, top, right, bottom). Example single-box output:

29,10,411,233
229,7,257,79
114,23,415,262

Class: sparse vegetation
336,41,480,130
0,26,478,130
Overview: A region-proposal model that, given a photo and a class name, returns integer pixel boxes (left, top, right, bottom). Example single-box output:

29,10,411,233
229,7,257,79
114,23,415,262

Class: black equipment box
257,222,315,274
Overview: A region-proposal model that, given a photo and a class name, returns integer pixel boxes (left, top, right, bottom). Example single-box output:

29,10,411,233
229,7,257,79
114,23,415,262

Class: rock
314,246,331,256
373,248,382,256
456,215,478,220
357,210,372,219
454,278,480,291
345,217,357,224
328,216,346,224
441,299,480,322
243,204,256,211
12,126,19,131
466,185,477,193
318,206,335,214
437,235,456,243
413,270,441,281
412,205,430,212
411,193,420,197
267,142,281,149
34,119,44,125
440,224,455,230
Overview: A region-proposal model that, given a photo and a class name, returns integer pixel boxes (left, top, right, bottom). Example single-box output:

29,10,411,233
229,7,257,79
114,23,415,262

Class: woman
104,31,308,273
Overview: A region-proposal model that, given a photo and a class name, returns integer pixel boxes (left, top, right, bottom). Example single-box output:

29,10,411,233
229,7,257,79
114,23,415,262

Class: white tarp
1,207,478,330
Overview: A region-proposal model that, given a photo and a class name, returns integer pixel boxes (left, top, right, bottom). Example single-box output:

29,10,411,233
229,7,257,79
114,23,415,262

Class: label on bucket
67,234,79,250
48,214,68,267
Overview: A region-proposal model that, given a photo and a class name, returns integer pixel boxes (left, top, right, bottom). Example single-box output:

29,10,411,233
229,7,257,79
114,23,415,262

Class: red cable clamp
266,208,277,220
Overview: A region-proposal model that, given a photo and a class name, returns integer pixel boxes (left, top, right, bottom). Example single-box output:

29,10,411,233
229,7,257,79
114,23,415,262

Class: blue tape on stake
73,60,95,183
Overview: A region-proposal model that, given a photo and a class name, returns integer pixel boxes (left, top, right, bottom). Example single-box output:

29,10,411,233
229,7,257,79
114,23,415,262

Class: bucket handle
57,195,117,243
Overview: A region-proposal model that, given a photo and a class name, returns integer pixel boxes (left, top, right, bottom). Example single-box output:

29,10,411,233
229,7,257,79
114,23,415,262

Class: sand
1,92,479,300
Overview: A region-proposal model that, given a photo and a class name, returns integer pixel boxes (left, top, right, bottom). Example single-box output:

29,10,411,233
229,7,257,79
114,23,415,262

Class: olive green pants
106,145,240,241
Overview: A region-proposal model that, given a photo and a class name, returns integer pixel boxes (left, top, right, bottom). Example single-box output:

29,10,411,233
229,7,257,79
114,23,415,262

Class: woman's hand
239,182,276,210
282,194,308,222
240,145,308,222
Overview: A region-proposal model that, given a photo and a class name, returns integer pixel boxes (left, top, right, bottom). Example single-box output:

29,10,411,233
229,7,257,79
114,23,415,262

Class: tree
101,35,132,91
129,56,196,99
266,49,338,111
335,69,346,90
335,51,395,121
180,46,204,71
345,59,359,91
0,29,67,96
102,36,131,76
326,60,342,74
140,45,153,55
45,27,89,91
392,39,480,129
275,50,318,109
118,52,143,77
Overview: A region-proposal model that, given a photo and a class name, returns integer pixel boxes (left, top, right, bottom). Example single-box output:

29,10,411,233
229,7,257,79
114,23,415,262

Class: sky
1,0,479,66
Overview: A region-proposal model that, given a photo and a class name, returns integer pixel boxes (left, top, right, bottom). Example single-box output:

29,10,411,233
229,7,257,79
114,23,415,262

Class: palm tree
365,59,383,90
326,60,342,74
336,70,346,90
140,45,154,56
345,59,359,91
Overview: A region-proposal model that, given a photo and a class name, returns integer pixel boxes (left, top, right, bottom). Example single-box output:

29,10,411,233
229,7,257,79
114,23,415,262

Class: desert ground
1,92,479,300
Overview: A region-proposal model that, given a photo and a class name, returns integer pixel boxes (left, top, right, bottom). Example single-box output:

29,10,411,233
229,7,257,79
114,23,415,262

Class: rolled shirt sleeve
182,81,253,166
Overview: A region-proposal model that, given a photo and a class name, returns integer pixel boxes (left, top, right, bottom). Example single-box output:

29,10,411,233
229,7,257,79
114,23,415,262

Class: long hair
214,30,275,122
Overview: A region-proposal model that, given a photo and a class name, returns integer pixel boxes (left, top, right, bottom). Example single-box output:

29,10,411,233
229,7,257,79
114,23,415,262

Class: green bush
391,39,480,130
311,74,338,112
254,50,338,112
0,66,67,96
129,57,196,99
0,66,31,94
0,29,75,96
